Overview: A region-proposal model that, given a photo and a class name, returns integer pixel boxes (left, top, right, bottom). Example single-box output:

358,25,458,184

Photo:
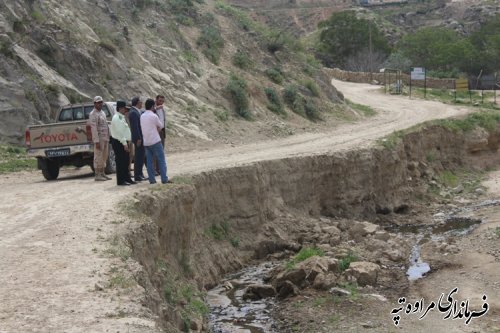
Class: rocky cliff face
0,0,343,146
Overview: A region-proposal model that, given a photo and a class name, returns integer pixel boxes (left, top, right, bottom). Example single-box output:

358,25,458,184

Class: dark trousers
134,142,145,179
111,137,131,185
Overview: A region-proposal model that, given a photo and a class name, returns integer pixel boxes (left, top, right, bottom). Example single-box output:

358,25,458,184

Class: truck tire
40,158,60,180
105,144,116,175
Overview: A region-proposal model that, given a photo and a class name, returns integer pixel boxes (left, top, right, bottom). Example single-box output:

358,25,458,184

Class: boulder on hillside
276,280,300,300
344,261,380,286
243,284,276,300
312,272,338,290
349,221,380,242
295,256,338,283
274,268,307,287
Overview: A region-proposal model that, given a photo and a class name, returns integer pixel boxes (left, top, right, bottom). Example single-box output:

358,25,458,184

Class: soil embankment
131,122,500,331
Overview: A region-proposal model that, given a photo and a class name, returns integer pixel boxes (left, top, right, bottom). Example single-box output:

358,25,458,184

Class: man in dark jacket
128,96,146,181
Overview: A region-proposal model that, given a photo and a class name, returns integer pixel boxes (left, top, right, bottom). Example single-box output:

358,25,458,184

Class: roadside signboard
455,78,468,92
409,67,427,99
411,67,426,80
454,78,471,103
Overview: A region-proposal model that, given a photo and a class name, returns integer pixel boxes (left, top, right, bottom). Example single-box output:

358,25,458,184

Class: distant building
359,0,408,6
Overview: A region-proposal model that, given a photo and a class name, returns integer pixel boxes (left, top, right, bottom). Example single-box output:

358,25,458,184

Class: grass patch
173,175,194,185
345,99,376,117
495,227,500,238
285,247,324,270
204,221,240,248
313,297,327,307
105,235,132,261
338,252,358,272
409,87,499,110
226,74,251,119
0,145,37,174
440,109,500,133
215,1,303,54
438,170,459,188
109,273,135,289
378,130,405,149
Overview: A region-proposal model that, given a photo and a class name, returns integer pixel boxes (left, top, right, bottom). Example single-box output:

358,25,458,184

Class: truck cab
26,102,117,180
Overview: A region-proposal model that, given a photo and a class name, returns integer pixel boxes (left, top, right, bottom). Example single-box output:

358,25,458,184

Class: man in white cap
89,96,111,181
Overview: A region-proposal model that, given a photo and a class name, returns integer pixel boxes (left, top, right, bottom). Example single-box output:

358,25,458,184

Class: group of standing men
88,95,171,186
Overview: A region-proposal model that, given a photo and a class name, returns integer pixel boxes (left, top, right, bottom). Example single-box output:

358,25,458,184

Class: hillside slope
0,0,349,149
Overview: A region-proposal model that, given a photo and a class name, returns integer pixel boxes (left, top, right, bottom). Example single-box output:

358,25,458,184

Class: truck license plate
45,148,70,157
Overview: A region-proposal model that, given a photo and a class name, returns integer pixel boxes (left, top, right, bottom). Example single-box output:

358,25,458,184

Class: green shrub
226,74,251,119
283,85,308,117
264,87,285,115
0,41,14,58
232,50,252,69
214,109,229,122
303,80,320,97
283,85,298,105
197,26,224,64
31,10,45,23
304,98,321,121
265,67,284,84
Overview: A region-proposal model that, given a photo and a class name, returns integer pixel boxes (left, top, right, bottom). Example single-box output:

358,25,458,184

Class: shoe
118,182,131,186
162,179,174,184
95,175,107,181
103,174,112,180
126,180,137,185
149,181,157,184
134,176,145,182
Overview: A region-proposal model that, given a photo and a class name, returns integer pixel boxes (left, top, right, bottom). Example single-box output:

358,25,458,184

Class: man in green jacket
110,100,136,186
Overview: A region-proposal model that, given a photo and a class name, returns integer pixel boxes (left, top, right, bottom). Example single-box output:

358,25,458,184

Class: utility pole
369,21,373,82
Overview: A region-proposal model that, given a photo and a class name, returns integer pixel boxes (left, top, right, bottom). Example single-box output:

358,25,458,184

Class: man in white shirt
140,98,171,184
110,100,136,186
154,94,166,147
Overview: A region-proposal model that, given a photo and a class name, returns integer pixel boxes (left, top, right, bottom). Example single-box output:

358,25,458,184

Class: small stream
207,200,499,331
207,263,279,333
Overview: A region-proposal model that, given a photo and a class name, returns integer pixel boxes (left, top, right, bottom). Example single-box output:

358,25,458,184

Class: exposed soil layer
130,121,500,332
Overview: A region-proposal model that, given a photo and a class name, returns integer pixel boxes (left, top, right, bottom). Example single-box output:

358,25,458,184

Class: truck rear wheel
105,144,116,175
40,158,60,180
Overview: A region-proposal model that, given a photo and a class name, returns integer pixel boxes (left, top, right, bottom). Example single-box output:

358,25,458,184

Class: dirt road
0,80,474,332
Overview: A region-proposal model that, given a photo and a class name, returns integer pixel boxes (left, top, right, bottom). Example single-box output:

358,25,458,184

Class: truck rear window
58,105,111,121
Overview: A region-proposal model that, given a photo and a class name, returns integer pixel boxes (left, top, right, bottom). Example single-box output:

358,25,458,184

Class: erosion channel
127,123,500,333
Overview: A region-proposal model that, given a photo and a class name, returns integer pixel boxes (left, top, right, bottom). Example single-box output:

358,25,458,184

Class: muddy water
392,201,499,281
207,263,279,333
208,200,498,329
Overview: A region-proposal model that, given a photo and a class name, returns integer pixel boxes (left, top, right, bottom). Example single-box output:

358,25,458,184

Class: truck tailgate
28,121,90,149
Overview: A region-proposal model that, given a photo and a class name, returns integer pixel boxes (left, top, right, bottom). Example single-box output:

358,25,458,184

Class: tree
383,51,412,72
469,14,500,74
316,11,390,69
398,27,475,76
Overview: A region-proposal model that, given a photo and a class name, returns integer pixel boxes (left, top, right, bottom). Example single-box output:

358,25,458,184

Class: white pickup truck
25,102,117,180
